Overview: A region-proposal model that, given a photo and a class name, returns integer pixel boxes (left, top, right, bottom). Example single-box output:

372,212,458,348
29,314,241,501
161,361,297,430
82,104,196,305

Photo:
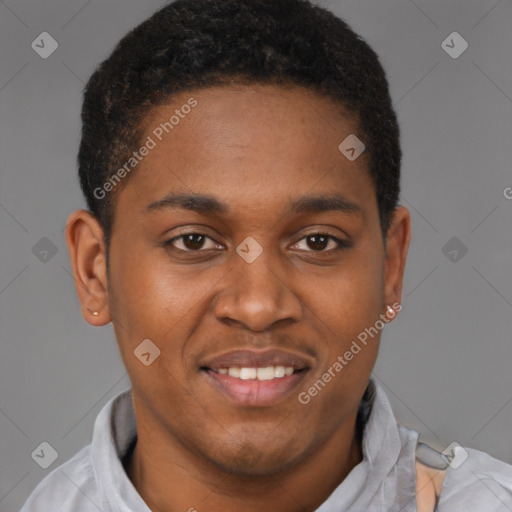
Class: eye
292,233,348,252
164,233,222,252
163,231,349,254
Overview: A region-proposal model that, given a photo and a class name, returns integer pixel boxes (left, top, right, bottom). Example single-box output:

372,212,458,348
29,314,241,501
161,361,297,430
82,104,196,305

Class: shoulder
19,444,104,512
437,446,512,510
413,440,512,511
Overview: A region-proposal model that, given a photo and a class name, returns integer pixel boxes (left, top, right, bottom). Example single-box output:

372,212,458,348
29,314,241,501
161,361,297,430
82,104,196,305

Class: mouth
199,349,312,407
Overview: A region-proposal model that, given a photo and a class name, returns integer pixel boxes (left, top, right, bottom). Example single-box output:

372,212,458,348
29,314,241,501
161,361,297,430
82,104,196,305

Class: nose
213,250,302,332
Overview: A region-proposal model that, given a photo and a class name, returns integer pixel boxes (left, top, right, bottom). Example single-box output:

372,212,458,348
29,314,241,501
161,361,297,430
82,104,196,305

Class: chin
204,439,305,477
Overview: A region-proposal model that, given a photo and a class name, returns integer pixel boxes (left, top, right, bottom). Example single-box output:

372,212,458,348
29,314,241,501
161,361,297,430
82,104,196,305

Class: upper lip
200,349,312,372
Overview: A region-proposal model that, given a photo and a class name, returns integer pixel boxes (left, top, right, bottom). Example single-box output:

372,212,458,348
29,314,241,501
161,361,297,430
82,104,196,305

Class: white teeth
218,366,295,380
228,367,240,378
239,368,257,380
256,366,275,381
274,366,286,378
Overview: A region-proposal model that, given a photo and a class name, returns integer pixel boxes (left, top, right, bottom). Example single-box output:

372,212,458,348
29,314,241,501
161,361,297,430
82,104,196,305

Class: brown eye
294,233,347,252
305,234,329,251
182,234,206,250
165,233,221,252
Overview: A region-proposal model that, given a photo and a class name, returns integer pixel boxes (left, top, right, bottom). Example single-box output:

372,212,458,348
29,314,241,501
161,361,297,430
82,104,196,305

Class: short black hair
78,0,401,248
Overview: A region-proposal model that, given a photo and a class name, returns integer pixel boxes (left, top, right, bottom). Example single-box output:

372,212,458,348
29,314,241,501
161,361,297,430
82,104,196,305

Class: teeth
239,368,257,380
256,366,275,381
217,366,295,380
228,367,240,378
274,366,286,378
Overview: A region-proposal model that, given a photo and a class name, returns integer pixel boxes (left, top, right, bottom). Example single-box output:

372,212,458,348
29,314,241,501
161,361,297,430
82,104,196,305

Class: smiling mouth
204,365,302,380
198,348,313,406
200,365,310,407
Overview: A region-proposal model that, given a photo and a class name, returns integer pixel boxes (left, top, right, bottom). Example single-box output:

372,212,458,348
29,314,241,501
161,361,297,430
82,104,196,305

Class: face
68,84,410,476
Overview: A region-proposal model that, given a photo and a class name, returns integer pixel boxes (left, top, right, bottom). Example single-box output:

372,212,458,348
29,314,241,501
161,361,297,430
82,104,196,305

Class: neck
124,411,363,512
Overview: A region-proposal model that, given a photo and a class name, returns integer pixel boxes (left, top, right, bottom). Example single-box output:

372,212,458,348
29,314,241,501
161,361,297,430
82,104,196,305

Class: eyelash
163,232,350,254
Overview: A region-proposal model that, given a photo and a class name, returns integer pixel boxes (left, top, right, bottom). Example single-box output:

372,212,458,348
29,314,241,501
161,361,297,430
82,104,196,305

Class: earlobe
383,206,411,312
65,210,111,326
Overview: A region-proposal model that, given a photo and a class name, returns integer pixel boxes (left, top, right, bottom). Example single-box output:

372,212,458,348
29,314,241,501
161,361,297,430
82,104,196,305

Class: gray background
1,0,511,510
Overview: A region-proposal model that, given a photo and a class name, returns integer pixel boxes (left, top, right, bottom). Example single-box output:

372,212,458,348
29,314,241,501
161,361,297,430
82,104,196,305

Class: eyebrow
289,193,361,216
146,193,229,215
145,192,362,217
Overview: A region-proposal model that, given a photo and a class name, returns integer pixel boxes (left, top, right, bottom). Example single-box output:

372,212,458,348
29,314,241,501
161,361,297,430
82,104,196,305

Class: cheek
106,254,198,408
303,249,384,336
109,245,211,332
295,265,382,429
295,245,384,397
107,247,223,382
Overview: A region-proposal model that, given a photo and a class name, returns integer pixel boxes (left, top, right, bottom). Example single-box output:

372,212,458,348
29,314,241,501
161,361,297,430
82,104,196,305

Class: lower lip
203,369,308,407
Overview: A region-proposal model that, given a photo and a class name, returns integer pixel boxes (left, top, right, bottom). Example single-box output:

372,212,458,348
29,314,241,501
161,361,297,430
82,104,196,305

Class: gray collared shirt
20,380,512,511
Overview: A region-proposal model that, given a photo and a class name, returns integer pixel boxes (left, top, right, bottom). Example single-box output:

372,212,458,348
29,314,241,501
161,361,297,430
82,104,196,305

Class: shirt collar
92,387,148,512
316,380,414,511
91,379,413,512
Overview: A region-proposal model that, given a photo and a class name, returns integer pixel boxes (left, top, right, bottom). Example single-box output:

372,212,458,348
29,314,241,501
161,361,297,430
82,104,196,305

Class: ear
65,210,111,326
383,206,411,313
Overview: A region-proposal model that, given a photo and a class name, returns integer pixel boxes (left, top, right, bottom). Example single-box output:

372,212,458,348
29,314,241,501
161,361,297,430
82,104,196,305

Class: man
20,0,512,510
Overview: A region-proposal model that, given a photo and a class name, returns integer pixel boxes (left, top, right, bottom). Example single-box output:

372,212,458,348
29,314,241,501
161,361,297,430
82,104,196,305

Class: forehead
142,83,362,158
115,84,374,220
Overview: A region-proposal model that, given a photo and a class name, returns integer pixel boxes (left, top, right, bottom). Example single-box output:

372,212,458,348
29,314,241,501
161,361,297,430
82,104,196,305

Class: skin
66,84,411,512
415,461,446,511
